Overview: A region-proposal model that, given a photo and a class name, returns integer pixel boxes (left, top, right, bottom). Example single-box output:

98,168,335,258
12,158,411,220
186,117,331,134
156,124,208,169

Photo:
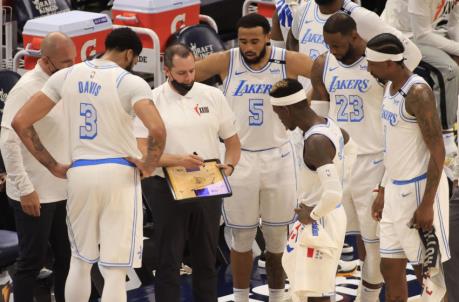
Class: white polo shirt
0,64,69,203
134,81,238,177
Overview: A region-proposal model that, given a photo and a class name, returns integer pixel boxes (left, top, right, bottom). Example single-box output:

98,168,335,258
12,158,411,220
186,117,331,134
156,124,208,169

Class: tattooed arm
405,83,445,231
11,92,68,179
131,99,166,177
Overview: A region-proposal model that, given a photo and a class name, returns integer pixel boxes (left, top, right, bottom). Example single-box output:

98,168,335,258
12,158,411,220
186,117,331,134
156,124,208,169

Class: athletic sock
269,288,285,301
359,285,381,302
233,288,249,302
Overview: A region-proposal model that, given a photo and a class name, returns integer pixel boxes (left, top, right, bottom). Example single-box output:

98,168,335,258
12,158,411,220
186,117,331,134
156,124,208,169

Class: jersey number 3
335,95,364,122
80,103,97,139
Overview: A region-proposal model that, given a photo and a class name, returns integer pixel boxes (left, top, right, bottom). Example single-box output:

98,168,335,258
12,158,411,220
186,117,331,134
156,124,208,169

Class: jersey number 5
80,103,98,139
335,95,364,122
249,99,264,126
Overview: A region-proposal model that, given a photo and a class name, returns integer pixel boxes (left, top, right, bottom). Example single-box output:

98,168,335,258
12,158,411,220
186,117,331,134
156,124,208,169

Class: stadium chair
0,230,18,269
0,69,21,125
167,24,227,86
0,230,19,302
15,0,71,34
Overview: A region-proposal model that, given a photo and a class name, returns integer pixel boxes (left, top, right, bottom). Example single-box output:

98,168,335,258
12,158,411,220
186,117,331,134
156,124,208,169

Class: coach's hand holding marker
20,190,41,217
180,152,204,169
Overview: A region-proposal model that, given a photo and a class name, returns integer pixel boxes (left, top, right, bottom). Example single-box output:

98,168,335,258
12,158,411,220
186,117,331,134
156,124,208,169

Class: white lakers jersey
296,0,358,60
59,60,142,160
298,119,344,207
381,74,431,180
324,52,384,155
223,47,289,151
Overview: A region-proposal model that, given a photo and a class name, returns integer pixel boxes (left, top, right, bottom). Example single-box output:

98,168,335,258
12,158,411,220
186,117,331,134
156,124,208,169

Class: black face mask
314,0,335,5
170,75,194,96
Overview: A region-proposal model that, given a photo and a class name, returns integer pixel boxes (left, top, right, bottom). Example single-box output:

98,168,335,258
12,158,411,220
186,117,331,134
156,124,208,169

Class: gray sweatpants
417,44,459,130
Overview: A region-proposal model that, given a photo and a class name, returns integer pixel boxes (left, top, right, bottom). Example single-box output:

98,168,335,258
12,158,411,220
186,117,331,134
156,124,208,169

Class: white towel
421,260,446,301
418,227,447,301
282,221,339,296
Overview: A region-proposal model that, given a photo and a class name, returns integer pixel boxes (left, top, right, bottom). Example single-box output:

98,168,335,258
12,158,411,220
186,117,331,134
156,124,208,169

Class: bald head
40,32,76,75
41,32,74,57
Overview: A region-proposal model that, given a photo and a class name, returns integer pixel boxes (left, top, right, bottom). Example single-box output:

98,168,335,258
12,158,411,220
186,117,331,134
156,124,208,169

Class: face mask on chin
169,74,194,96
314,0,335,5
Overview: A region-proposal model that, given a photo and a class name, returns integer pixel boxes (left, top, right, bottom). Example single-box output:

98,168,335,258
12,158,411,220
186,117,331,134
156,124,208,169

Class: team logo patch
194,104,210,116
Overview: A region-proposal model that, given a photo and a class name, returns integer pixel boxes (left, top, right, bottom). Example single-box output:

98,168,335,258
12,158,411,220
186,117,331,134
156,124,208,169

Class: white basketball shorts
66,158,143,268
343,152,385,243
222,142,297,228
380,172,450,263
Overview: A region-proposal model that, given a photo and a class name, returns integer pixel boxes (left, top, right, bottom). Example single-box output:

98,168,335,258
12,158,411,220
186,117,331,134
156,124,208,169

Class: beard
125,59,135,72
338,44,355,62
240,45,267,65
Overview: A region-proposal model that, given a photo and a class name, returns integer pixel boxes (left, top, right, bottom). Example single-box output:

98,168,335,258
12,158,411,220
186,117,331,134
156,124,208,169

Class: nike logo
269,69,280,73
281,151,291,158
328,66,339,72
373,159,383,165
304,20,313,24
286,244,294,253
235,70,246,76
401,192,412,197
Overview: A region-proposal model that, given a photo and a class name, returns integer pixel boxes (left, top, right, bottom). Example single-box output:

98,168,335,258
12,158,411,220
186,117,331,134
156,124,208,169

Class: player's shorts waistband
71,157,135,168
241,141,290,152
392,173,427,185
303,203,342,208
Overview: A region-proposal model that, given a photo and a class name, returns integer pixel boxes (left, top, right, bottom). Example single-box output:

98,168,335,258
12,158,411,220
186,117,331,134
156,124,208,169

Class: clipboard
163,159,233,201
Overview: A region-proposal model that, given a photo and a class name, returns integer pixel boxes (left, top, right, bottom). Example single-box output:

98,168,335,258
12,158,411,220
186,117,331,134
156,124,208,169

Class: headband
365,48,404,62
270,90,307,106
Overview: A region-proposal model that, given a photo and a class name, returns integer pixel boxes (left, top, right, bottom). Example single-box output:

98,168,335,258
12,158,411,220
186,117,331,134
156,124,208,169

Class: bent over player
271,78,347,302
